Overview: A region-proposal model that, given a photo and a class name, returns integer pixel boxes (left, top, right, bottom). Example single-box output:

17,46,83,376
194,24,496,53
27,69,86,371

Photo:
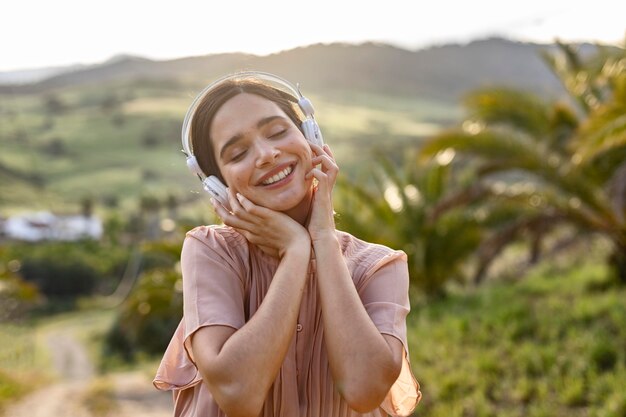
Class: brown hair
190,76,304,184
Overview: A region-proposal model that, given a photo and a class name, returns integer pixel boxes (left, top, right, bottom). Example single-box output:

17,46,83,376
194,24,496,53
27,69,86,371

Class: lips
257,163,296,186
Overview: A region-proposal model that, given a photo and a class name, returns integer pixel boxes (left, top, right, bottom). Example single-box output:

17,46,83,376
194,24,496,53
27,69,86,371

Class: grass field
409,255,626,417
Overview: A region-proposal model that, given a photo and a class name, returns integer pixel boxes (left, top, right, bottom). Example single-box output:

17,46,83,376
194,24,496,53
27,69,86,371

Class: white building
2,211,103,242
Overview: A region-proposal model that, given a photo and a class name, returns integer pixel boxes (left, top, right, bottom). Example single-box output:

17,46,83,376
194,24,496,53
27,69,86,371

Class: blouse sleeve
153,227,248,393
180,228,248,361
359,253,422,417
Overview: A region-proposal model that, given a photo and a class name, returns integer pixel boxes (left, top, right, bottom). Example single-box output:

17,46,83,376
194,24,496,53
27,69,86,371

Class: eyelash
230,150,246,162
228,127,288,162
269,128,287,139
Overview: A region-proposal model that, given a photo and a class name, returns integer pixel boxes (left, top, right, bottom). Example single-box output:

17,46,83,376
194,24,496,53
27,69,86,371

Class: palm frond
463,88,552,138
421,128,617,222
420,129,544,168
607,160,626,224
574,102,626,162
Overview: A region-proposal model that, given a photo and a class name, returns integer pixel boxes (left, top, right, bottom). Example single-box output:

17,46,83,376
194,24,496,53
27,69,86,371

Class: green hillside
0,77,459,215
409,246,626,416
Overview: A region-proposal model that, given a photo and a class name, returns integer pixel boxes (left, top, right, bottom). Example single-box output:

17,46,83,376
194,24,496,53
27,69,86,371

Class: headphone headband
181,71,323,184
181,71,309,161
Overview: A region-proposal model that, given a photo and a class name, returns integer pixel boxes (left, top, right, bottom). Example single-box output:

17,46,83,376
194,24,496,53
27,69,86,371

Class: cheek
302,147,314,167
226,169,250,191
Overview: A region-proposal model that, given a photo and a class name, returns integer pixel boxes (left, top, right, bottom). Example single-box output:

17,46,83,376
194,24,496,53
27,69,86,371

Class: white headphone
181,71,324,187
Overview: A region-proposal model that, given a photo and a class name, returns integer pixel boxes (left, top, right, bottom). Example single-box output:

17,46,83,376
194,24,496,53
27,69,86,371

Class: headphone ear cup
298,97,315,118
203,176,231,210
301,119,324,147
186,155,205,177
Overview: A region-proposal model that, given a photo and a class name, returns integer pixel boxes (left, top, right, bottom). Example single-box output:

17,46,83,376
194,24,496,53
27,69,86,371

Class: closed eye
269,128,287,139
229,149,247,162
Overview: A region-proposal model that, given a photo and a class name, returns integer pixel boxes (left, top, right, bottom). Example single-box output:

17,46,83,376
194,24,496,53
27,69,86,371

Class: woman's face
210,93,314,213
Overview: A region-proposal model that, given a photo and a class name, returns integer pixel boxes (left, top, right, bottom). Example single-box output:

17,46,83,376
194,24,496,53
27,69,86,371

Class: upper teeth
263,166,293,185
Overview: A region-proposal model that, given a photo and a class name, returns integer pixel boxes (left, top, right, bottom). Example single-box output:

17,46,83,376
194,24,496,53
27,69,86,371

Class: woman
154,72,421,417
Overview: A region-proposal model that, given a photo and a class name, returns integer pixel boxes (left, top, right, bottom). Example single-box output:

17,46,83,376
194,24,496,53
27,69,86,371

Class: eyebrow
219,115,287,160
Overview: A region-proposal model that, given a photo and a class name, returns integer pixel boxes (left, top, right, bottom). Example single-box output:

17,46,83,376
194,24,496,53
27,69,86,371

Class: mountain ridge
0,38,615,102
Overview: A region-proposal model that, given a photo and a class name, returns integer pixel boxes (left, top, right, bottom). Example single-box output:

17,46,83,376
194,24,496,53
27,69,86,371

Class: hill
0,37,591,102
0,37,616,215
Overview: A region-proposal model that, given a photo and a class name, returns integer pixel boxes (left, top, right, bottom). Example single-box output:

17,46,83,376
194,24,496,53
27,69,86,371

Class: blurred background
1,1,625,416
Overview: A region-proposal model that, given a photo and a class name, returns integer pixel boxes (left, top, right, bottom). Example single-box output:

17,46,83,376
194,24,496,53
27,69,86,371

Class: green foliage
104,240,183,361
0,369,27,413
420,42,626,284
80,378,119,417
410,256,626,416
20,257,98,298
0,241,129,311
337,151,487,296
0,271,42,321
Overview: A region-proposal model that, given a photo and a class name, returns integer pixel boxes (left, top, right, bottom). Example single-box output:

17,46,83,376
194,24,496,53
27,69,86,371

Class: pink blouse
154,225,421,416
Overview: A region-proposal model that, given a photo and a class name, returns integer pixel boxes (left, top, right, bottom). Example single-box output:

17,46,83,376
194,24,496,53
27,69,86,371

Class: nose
254,140,280,167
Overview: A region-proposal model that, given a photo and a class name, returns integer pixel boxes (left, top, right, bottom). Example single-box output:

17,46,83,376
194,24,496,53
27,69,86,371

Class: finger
227,189,243,212
226,190,259,222
210,197,229,218
308,142,326,156
307,168,337,197
311,155,339,177
236,193,276,218
310,142,335,159
214,192,258,228
323,144,334,159
306,167,329,184
311,154,337,168
235,192,259,213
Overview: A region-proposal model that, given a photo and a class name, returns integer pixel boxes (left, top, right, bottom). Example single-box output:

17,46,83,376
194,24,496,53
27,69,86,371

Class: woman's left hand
306,143,339,242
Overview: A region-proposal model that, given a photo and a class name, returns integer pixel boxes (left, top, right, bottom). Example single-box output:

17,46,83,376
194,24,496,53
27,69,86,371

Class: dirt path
4,324,173,417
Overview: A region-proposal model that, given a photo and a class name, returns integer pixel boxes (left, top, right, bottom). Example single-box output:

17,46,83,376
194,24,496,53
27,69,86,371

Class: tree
42,94,66,115
419,40,626,283
337,150,489,296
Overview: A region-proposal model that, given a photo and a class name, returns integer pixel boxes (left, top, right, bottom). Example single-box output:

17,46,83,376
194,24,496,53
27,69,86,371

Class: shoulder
182,225,250,268
186,224,247,248
335,230,407,278
336,230,406,262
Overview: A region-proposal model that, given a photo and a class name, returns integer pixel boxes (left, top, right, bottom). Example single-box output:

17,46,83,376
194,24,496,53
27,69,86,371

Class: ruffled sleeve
154,226,248,391
358,250,422,416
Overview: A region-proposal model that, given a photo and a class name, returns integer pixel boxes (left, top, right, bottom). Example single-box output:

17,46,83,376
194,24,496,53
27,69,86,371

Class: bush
0,369,27,412
20,258,98,298
590,339,618,373
0,272,42,321
104,267,182,360
2,242,129,304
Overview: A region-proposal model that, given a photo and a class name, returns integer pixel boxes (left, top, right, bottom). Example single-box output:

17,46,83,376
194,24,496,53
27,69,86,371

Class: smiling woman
153,71,421,417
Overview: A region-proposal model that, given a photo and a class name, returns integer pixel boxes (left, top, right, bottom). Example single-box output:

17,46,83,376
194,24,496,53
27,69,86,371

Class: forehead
210,93,288,141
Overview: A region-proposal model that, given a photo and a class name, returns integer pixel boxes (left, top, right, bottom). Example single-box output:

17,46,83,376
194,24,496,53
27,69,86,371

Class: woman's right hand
211,190,310,258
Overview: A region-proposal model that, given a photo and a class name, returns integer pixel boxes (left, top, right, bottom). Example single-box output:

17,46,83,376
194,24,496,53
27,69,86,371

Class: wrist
280,234,311,259
311,230,338,247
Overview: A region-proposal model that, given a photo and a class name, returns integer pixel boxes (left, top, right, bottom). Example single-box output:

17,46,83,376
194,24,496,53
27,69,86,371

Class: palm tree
419,40,626,283
338,149,492,297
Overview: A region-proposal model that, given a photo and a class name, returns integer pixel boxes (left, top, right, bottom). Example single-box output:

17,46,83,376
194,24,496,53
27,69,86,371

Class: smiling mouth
261,165,294,185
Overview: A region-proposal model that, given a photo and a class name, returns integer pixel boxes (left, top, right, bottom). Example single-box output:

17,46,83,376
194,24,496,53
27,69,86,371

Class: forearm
313,233,400,411
193,243,310,416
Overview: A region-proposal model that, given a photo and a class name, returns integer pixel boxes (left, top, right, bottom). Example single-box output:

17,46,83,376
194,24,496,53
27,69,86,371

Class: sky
1,0,624,72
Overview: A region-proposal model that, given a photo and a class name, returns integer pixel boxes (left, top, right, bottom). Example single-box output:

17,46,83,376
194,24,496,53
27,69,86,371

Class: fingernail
209,197,216,206
236,193,244,203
